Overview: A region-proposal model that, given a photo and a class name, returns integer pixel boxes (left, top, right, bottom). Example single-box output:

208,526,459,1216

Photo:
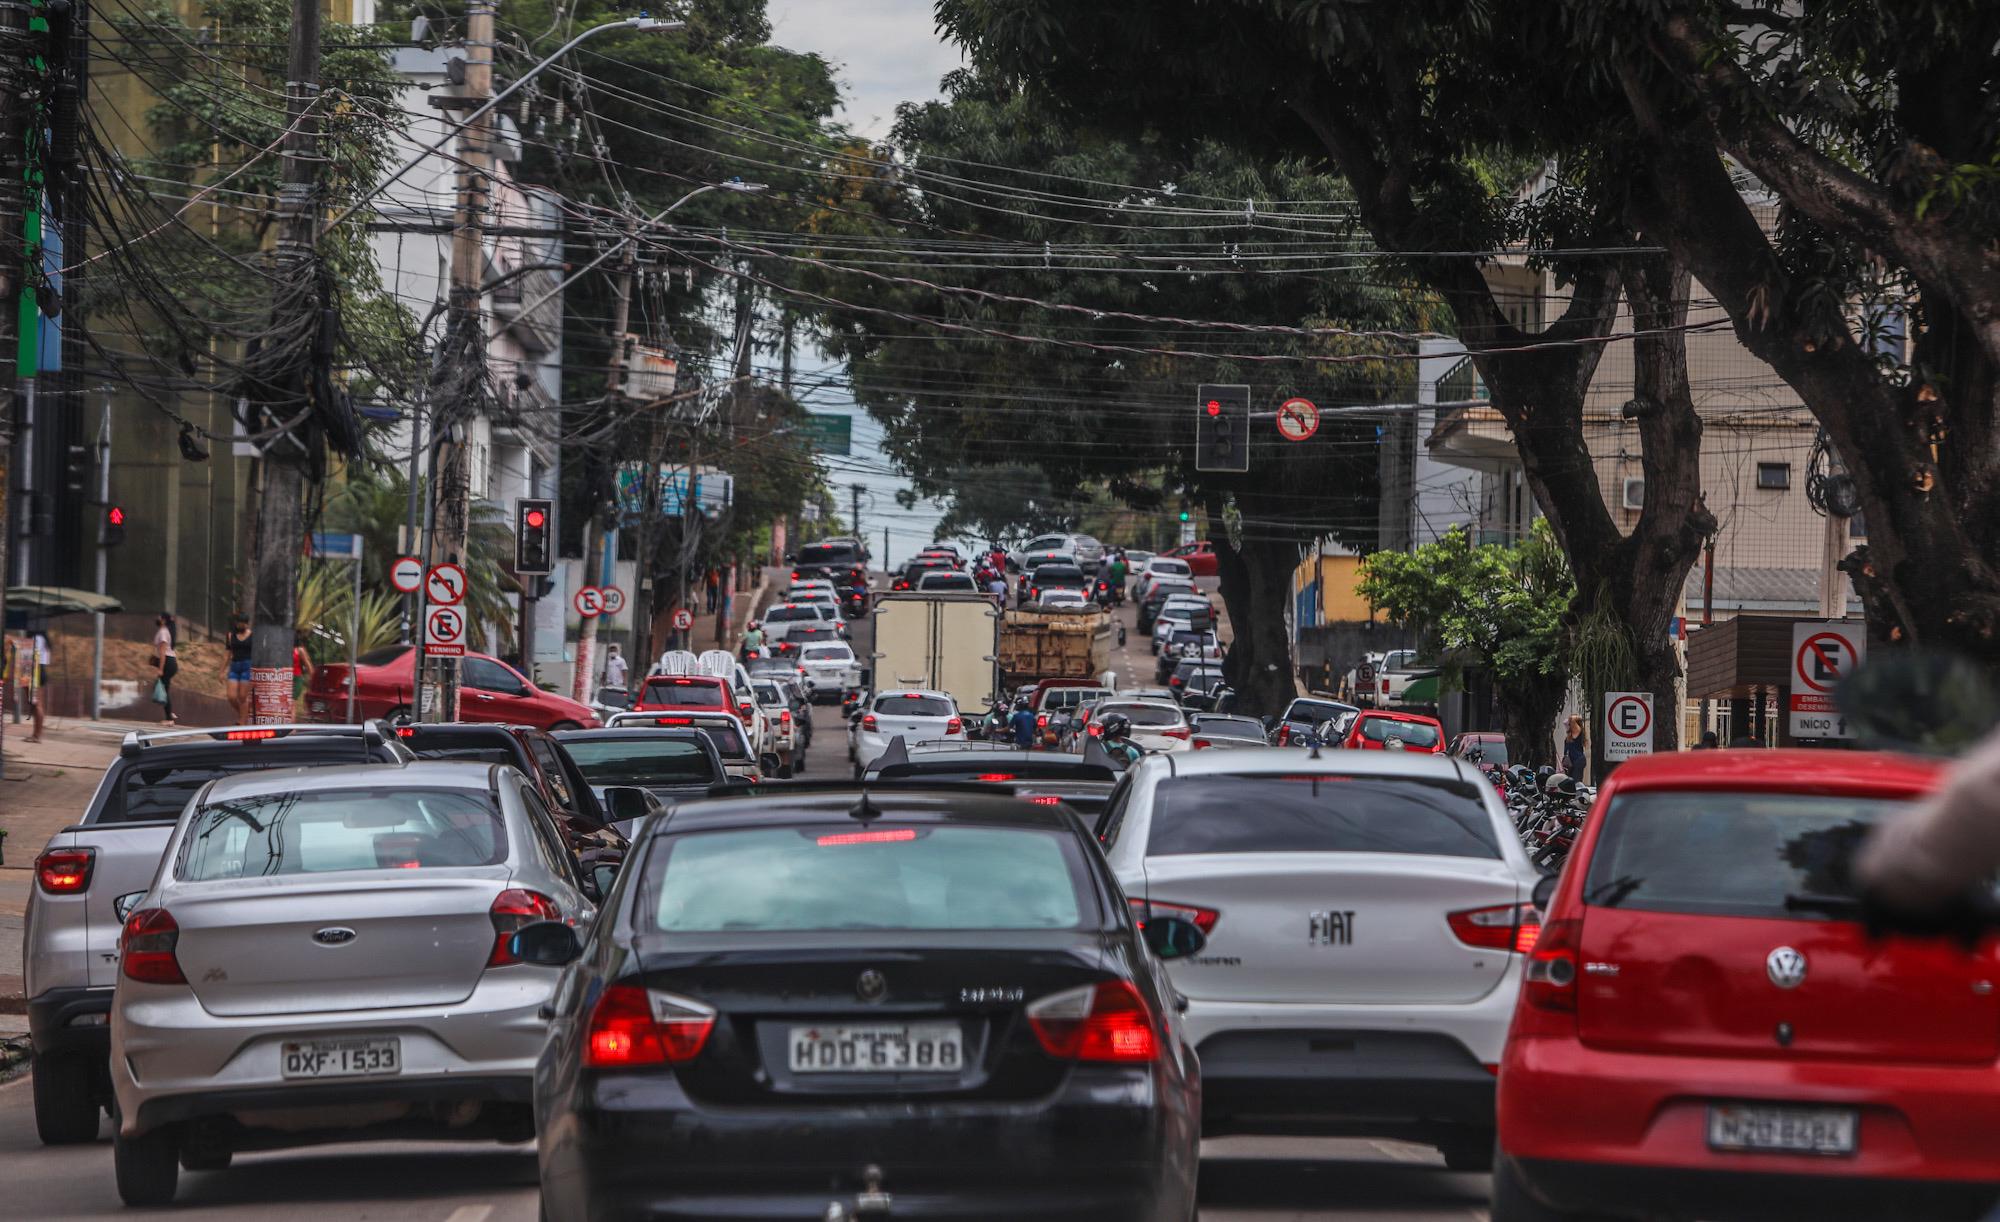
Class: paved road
0,586,1491,1221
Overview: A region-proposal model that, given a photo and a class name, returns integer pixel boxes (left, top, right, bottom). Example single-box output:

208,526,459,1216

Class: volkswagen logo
1766,946,1807,989
312,927,358,947
855,970,887,1003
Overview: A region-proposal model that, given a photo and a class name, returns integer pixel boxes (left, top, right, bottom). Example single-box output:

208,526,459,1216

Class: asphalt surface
0,587,1493,1221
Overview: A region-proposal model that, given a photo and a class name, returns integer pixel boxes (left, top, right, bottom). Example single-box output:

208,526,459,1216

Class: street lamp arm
323,16,684,235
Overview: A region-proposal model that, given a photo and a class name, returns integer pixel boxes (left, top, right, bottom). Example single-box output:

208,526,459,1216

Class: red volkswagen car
1497,749,2000,1222
1340,709,1445,753
306,644,598,730
1161,540,1217,576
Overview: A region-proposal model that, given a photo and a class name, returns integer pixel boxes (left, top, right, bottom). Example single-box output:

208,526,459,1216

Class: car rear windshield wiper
1784,892,1865,918
1584,874,1644,907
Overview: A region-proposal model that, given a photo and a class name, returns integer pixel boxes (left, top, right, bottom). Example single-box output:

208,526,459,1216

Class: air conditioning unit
1621,477,1646,511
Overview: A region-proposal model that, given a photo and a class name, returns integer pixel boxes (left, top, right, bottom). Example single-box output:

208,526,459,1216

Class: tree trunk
1212,531,1298,718
1500,674,1566,771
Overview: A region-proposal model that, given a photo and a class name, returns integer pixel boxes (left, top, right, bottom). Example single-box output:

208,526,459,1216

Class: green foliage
295,562,404,665
321,470,521,653
1357,520,1575,691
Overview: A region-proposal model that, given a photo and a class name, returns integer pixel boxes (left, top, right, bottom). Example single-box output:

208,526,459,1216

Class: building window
1756,462,1791,490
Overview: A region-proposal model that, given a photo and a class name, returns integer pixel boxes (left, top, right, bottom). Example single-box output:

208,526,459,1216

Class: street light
509,179,769,324
324,15,687,235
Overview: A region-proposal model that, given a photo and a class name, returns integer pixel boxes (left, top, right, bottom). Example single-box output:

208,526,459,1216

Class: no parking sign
1789,621,1864,739
1604,691,1654,760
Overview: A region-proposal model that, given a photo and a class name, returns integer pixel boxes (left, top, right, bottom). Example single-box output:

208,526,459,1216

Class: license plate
1707,1104,1857,1156
789,1023,963,1074
280,1036,401,1079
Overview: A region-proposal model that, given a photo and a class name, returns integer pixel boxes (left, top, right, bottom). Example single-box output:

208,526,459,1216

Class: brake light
1026,980,1159,1062
817,829,917,846
780,709,792,724
945,716,963,734
1161,727,1190,740
1126,897,1219,934
1026,795,1064,806
1029,586,1039,598
1381,679,1390,694
225,728,277,741
396,726,416,738
1192,738,1211,749
1524,918,1581,1013
487,889,561,968
1276,725,1291,746
121,908,186,984
583,983,715,1067
861,713,878,731
35,848,94,894
974,773,1017,782
1448,902,1539,953
1036,714,1048,729
791,569,802,580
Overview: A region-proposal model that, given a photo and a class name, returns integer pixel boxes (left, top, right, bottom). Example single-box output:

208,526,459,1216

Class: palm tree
320,470,520,654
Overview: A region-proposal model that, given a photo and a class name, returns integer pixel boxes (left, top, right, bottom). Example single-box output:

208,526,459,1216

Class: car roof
1358,709,1443,726
557,727,711,742
878,688,951,700
1601,748,1946,794
1103,698,1183,712
1157,746,1471,781
201,760,499,802
648,789,1078,834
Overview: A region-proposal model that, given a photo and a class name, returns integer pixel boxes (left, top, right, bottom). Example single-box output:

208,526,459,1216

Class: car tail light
945,716,963,734
121,908,186,984
737,701,754,722
1381,678,1391,694
1126,897,1219,934
1276,725,1291,746
780,709,792,724
396,726,416,738
1448,902,1539,953
1161,727,1190,740
1036,714,1048,729
1192,738,1212,749
817,828,917,846
487,889,561,967
583,983,715,1068
1026,795,1064,806
975,772,1016,782
35,848,94,894
225,728,278,741
1523,918,1581,1013
1026,980,1159,1063
791,569,802,580
861,713,878,731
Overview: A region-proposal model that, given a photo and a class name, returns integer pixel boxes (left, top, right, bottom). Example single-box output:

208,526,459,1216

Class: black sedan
521,789,1204,1222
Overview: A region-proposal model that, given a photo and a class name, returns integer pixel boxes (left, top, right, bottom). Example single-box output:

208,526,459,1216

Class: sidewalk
0,717,133,1012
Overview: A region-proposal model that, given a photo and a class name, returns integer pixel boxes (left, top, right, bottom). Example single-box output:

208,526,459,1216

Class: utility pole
429,0,495,721
851,482,864,542
572,219,634,703
0,0,36,774
244,0,322,724
89,390,107,717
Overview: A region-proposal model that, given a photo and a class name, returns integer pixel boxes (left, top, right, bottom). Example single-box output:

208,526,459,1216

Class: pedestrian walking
1562,714,1588,781
152,612,179,726
10,629,44,742
224,614,253,721
604,643,628,689
704,567,721,613
291,643,313,719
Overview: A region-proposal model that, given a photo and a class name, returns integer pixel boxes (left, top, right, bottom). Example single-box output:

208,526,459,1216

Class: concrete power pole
572,221,634,702
0,0,34,775
243,0,323,723
429,0,495,721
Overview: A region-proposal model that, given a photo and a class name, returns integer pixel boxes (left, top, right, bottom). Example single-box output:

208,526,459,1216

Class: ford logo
313,927,358,946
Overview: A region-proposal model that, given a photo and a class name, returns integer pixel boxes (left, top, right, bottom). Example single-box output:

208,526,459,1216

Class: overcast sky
766,0,964,138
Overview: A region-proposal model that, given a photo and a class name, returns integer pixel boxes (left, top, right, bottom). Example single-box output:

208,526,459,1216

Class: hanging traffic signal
103,504,127,548
1178,510,1191,523
1195,384,1250,473
514,497,553,575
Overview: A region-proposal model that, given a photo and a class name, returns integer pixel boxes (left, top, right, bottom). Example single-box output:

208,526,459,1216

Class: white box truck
872,592,1001,714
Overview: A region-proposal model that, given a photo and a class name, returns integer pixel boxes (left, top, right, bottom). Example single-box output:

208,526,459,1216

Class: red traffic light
1206,400,1221,416
107,506,125,526
524,508,546,529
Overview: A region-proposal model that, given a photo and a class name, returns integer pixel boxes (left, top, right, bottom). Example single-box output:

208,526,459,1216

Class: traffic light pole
89,391,108,718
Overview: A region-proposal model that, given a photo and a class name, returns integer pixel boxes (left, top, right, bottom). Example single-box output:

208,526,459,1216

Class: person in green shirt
1106,552,1129,603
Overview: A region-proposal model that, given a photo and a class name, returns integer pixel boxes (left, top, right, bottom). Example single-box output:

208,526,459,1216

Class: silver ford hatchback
108,761,599,1205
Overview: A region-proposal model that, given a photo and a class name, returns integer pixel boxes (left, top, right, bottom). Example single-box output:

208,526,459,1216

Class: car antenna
1308,733,1324,761
850,787,882,823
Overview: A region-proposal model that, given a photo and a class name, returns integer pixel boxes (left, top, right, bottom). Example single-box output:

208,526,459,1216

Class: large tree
804,72,1428,713
937,0,1719,763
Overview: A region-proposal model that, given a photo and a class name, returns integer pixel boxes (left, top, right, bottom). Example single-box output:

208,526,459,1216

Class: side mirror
114,891,147,922
589,862,619,902
508,920,582,967
1532,874,1559,912
1261,715,1277,731
1140,913,1207,961
600,786,654,823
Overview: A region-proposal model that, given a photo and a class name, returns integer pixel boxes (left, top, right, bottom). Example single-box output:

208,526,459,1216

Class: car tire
548,720,581,732
32,1052,101,1145
1491,1147,1599,1221
180,1145,233,1172
1439,1129,1495,1172
115,1125,181,1206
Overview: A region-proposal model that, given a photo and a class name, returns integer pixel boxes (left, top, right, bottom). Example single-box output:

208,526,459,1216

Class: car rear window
640,677,726,708
803,645,853,662
799,544,857,566
1151,560,1191,575
1147,776,1499,859
563,738,716,787
765,606,820,622
880,760,1116,782
1583,791,1911,919
875,694,954,716
1042,688,1111,710
644,826,1085,932
1108,703,1185,727
1288,699,1351,724
99,749,389,824
1357,718,1442,748
178,788,506,879
1458,738,1508,765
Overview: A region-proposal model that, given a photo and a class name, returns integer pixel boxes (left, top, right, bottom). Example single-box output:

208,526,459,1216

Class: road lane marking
445,1207,494,1222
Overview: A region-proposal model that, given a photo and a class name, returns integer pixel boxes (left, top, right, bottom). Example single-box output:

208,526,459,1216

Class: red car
306,644,598,730
631,673,747,722
1496,749,2000,1222
1161,540,1218,576
1341,709,1445,753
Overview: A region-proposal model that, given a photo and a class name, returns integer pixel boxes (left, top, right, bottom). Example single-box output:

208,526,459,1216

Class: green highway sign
802,413,853,456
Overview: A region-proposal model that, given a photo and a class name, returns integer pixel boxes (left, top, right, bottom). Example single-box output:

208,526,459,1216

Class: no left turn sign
426,563,467,606
1604,691,1655,760
574,586,604,618
390,556,423,594
1276,397,1320,442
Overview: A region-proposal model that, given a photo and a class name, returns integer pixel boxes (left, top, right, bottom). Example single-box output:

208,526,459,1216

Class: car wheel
1491,1147,1597,1221
548,720,581,732
32,1052,101,1144
793,751,807,774
180,1145,233,1172
1439,1129,1495,1172
115,1125,181,1206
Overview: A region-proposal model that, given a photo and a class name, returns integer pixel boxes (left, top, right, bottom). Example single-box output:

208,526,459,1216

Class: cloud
766,0,964,137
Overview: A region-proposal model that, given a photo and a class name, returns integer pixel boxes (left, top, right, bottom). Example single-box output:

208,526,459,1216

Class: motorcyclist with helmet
1097,711,1144,767
1008,697,1038,750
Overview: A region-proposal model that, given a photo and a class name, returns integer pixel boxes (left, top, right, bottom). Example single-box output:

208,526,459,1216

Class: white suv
1092,748,1538,1170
